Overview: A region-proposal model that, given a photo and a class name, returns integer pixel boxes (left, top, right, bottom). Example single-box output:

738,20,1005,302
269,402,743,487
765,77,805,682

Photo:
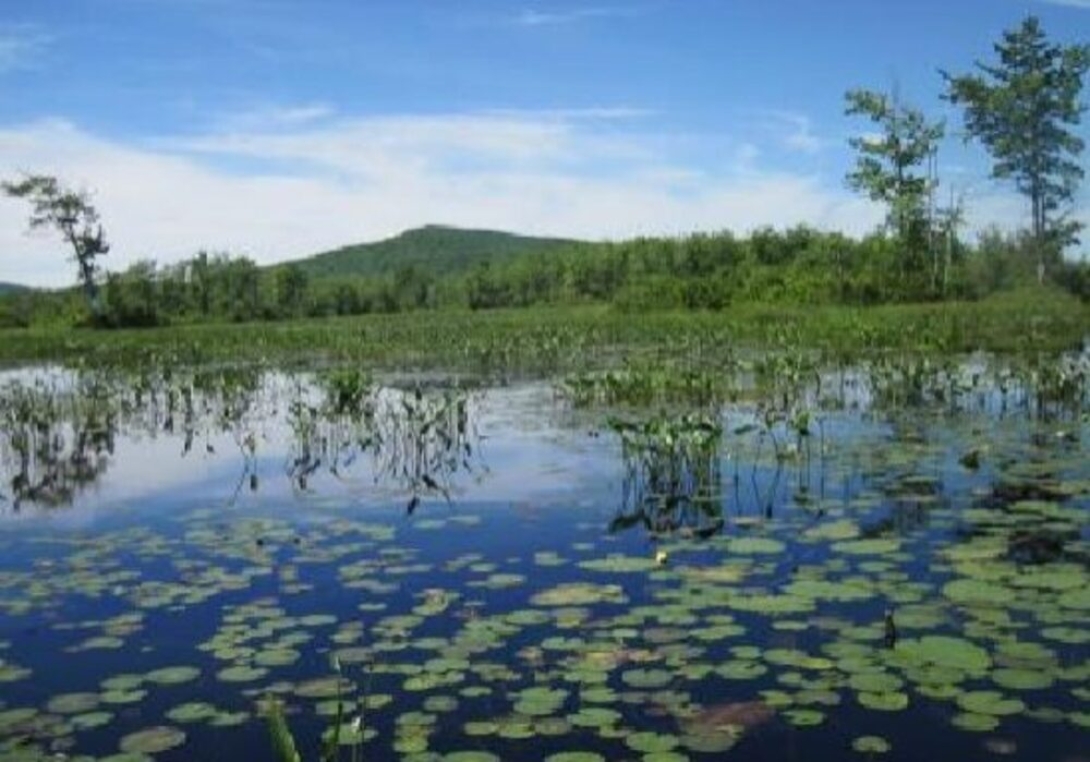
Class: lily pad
956,691,1025,717
119,725,187,754
852,735,891,753
856,691,909,712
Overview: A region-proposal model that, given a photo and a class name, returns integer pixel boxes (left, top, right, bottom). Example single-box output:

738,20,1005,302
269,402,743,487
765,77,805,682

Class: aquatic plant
609,412,725,539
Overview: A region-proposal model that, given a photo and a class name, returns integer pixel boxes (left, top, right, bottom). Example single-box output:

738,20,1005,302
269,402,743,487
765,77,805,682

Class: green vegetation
1,287,1087,370
943,16,1090,263
844,87,945,294
297,224,576,279
6,221,1090,332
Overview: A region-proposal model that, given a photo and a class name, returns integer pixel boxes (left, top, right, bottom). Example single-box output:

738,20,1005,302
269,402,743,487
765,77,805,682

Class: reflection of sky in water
4,370,1089,529
0,380,625,525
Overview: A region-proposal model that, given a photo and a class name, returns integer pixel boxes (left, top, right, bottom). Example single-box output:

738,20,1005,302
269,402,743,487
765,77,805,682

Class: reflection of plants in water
285,376,482,511
284,370,378,491
0,366,484,511
610,413,725,539
0,378,117,511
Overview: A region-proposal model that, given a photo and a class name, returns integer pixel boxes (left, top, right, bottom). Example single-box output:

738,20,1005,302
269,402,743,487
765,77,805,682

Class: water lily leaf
856,691,909,712
531,583,627,607
625,731,679,753
47,693,100,714
165,702,218,723
895,635,991,673
950,712,1000,732
728,537,785,555
990,668,1053,691
579,555,658,573
118,726,187,754
956,691,1025,716
145,666,201,686
852,735,891,753
783,708,825,727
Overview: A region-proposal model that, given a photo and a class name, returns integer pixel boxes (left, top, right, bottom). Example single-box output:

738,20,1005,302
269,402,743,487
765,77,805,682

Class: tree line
3,224,1086,328
2,15,1087,330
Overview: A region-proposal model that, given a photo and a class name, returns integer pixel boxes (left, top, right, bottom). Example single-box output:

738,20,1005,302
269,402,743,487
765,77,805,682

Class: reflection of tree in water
610,414,725,540
0,367,484,513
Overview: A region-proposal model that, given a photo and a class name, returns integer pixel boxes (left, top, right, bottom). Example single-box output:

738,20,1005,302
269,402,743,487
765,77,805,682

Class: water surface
0,368,1087,762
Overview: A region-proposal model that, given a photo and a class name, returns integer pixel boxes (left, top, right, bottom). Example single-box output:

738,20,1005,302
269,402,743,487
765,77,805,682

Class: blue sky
1,0,1088,286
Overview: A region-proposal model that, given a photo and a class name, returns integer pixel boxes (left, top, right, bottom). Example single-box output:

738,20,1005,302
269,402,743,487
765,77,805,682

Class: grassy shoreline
1,290,1087,372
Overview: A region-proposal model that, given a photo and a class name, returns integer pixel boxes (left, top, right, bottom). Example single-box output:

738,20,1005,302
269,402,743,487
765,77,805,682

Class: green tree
276,264,310,317
189,251,213,317
102,260,161,327
224,257,262,321
942,16,1090,276
845,90,945,249
2,174,110,316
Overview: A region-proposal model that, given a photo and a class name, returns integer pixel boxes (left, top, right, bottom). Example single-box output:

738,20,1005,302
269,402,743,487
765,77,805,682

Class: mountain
290,225,579,279
0,282,29,297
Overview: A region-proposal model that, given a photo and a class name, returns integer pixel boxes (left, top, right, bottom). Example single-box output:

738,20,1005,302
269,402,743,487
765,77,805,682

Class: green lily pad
70,710,114,730
47,693,100,714
951,712,1000,732
166,702,219,723
145,666,201,686
119,725,187,754
956,691,1025,716
896,635,991,673
729,537,786,554
217,665,268,683
579,555,658,573
990,668,1054,691
852,735,891,754
856,692,909,712
783,708,825,727
625,731,679,753
531,583,627,607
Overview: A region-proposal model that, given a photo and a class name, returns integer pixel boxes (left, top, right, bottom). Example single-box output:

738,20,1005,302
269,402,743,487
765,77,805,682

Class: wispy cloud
213,103,337,132
0,24,53,73
1037,0,1090,9
482,106,654,121
513,5,644,27
742,110,827,155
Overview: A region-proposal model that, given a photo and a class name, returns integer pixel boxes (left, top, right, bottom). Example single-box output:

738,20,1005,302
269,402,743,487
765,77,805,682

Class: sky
0,0,1088,288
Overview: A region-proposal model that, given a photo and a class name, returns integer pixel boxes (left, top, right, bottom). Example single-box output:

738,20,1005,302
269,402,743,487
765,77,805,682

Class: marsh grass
0,291,1086,371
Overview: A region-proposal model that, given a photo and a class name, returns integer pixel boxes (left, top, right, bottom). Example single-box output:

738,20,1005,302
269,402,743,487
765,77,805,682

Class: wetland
0,324,1088,762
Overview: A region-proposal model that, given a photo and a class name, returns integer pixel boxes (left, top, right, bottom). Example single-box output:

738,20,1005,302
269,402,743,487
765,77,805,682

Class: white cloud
513,6,643,26
0,24,52,73
2,110,891,288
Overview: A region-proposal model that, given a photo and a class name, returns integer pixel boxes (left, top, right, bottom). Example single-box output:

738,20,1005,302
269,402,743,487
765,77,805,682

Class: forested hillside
293,225,577,279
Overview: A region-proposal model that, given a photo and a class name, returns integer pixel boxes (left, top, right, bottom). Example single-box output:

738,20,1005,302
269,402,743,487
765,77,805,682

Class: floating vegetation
118,725,187,754
852,735,892,754
0,356,1087,761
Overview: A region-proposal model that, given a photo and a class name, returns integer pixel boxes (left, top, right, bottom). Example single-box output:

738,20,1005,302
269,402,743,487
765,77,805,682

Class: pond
0,361,1087,762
